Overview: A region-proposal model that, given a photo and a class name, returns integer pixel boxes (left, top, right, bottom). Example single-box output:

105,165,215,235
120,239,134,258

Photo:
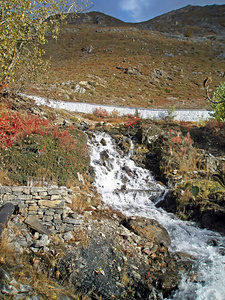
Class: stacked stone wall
0,186,83,233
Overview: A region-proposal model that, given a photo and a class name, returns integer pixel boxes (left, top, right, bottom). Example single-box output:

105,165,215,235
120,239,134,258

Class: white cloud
120,0,151,22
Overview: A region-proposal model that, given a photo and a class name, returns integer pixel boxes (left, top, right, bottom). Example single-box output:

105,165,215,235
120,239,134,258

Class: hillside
138,5,225,38
24,5,225,109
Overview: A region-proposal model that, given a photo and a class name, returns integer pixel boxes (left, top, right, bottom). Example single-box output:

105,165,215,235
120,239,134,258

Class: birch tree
0,0,91,90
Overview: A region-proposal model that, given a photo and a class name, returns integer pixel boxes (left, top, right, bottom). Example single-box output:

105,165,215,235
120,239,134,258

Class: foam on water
88,131,225,300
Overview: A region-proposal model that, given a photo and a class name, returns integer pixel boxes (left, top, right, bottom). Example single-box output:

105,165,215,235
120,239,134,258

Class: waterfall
88,131,225,300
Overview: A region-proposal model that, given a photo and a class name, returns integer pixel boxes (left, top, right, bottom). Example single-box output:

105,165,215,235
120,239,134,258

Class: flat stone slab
25,216,52,235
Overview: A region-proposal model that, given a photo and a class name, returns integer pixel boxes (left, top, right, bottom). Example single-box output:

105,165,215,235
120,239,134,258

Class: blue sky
90,0,225,23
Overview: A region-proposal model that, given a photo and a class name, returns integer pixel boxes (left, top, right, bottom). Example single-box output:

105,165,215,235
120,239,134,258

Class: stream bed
88,131,225,300
22,93,225,298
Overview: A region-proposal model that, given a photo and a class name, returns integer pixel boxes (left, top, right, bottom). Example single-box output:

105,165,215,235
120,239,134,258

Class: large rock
58,217,183,299
124,216,171,247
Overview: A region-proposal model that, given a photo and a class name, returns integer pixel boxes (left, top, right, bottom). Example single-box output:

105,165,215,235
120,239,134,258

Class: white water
88,131,225,300
21,93,211,121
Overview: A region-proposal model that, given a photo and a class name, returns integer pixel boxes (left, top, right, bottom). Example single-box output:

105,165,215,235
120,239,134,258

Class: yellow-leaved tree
0,0,91,91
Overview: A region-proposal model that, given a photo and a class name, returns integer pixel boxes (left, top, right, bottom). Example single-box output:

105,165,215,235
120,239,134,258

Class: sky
90,0,225,23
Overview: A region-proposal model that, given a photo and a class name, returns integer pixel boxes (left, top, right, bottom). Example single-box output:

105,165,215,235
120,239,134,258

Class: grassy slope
23,9,225,109
0,94,90,187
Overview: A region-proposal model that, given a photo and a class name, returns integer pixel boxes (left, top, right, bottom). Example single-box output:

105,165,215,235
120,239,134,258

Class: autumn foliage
0,106,89,186
0,109,75,149
125,116,141,128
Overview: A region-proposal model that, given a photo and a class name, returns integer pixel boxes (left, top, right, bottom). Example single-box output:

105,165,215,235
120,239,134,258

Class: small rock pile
0,264,39,300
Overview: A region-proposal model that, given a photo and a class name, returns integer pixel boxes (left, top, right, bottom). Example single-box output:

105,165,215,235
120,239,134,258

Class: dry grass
0,227,82,299
69,184,101,215
23,19,224,110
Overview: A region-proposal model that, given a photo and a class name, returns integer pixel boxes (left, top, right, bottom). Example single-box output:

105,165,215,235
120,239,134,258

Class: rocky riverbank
0,188,192,299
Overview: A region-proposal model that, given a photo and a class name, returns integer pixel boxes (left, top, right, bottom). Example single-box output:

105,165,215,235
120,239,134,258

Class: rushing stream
88,131,225,300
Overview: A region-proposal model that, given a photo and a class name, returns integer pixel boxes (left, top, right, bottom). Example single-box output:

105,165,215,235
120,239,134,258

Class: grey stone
19,195,33,201
64,196,72,204
33,232,40,240
38,191,48,196
2,194,16,201
64,218,82,225
25,216,52,235
0,267,11,281
48,189,62,195
44,211,55,216
19,283,33,293
42,216,53,222
51,195,61,200
30,187,47,193
35,234,50,248
63,231,74,241
53,219,63,225
38,200,64,208
28,204,38,211
60,224,75,232
1,284,18,295
23,187,31,195
12,187,25,193
53,214,62,221
0,187,12,193
14,237,28,247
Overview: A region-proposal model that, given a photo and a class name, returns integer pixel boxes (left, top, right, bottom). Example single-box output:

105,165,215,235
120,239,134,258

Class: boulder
58,217,182,299
124,216,171,247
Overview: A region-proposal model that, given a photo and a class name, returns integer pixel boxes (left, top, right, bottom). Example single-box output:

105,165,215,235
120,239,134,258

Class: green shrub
0,108,89,186
211,82,225,121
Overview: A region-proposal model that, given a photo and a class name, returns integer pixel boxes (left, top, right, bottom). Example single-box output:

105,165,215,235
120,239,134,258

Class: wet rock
100,150,113,170
100,138,107,146
124,216,171,247
115,135,131,154
78,120,90,131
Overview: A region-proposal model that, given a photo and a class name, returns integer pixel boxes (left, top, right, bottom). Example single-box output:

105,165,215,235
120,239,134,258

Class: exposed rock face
58,215,184,299
137,4,225,39
0,177,189,299
0,203,188,299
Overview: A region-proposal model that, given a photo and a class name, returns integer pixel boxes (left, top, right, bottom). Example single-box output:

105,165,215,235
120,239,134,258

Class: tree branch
204,77,225,104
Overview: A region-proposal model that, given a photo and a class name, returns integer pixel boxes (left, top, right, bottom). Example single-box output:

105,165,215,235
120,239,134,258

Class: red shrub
171,136,182,145
0,110,75,150
125,116,141,128
93,108,109,118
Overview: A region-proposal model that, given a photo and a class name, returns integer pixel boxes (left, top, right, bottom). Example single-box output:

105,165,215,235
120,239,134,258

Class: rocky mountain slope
24,5,225,109
138,5,225,38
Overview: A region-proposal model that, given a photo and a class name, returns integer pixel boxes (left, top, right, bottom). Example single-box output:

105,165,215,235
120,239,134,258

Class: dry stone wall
0,186,83,233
